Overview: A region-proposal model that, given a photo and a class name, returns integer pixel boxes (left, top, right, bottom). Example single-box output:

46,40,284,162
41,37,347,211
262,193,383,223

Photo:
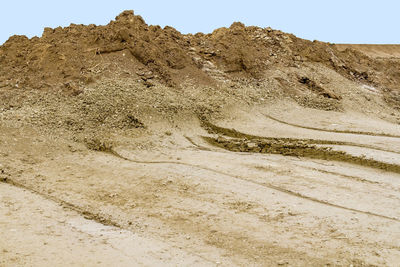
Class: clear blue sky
1,0,399,45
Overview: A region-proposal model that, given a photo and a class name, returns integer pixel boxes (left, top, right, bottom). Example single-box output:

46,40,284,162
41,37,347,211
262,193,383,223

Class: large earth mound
1,10,399,93
1,10,399,134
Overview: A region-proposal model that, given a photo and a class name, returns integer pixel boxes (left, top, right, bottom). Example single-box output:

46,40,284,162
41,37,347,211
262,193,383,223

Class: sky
1,0,399,45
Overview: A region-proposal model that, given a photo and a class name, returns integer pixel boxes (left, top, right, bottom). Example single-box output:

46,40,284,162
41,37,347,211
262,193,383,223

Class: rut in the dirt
201,120,400,153
264,114,400,138
0,176,122,228
201,120,400,174
105,148,400,222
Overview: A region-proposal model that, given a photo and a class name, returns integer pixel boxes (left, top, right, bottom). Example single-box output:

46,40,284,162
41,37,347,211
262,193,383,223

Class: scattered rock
246,142,258,149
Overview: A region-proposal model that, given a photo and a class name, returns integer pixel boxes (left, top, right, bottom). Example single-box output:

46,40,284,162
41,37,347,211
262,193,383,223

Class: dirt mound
1,10,399,95
1,10,400,139
0,10,208,90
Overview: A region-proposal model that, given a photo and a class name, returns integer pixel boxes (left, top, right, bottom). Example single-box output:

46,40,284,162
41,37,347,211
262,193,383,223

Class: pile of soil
1,10,399,94
1,10,400,140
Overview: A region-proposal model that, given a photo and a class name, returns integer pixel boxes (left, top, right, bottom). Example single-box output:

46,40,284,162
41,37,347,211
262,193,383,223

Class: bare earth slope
336,44,400,59
1,10,400,267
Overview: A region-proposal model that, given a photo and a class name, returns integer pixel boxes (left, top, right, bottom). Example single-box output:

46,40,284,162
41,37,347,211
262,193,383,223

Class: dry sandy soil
1,10,400,267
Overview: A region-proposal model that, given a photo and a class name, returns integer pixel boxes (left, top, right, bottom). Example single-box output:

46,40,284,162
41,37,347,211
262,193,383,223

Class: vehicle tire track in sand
202,120,400,154
264,114,400,139
1,178,122,228
0,178,217,265
301,166,400,191
110,149,400,222
186,136,400,192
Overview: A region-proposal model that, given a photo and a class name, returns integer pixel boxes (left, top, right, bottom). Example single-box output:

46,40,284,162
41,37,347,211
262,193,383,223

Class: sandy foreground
1,101,400,266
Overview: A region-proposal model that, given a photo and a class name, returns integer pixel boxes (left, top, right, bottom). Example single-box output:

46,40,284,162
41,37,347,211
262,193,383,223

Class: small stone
277,260,288,265
247,142,258,149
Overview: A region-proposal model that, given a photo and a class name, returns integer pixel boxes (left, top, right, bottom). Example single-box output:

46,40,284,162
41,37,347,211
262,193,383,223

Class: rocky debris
296,95,342,111
0,164,10,182
277,260,289,265
136,70,155,87
83,136,114,152
246,142,258,149
298,76,341,100
205,135,400,174
124,115,145,128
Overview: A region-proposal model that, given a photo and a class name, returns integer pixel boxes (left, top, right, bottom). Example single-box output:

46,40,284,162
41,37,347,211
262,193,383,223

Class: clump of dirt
0,164,10,183
296,95,342,111
298,77,341,100
83,135,114,152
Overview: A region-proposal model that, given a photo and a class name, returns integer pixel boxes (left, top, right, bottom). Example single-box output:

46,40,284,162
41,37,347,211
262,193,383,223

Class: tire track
1,177,122,228
185,136,398,190
201,120,400,154
110,149,400,223
0,177,216,265
264,114,400,139
192,143,399,192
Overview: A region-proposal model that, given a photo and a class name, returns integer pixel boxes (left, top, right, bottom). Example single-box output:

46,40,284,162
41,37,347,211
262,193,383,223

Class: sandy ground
0,182,210,267
1,100,400,266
